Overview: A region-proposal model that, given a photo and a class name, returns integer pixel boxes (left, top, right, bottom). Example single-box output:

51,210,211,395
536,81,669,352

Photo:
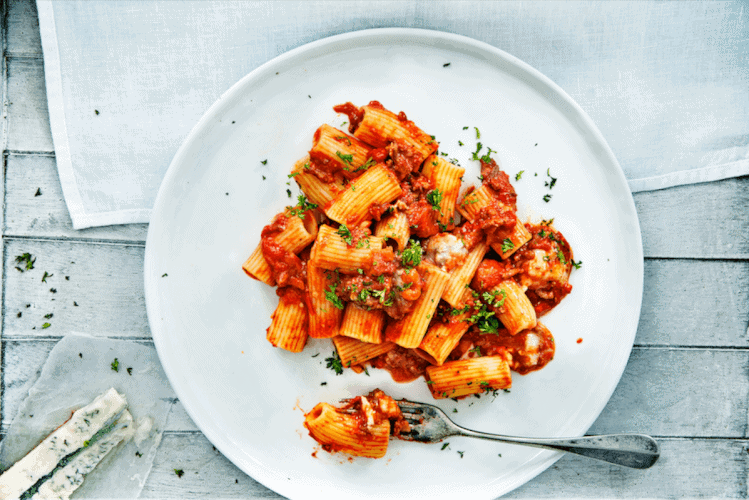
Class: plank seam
4,53,43,61
3,234,147,247
4,149,55,157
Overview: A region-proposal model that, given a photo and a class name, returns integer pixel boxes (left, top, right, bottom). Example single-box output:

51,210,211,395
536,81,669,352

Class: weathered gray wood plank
7,0,41,56
588,347,749,438
633,176,749,259
4,154,150,240
141,433,749,499
6,58,53,152
4,339,748,439
638,259,749,347
3,238,149,339
0,339,196,431
508,438,749,499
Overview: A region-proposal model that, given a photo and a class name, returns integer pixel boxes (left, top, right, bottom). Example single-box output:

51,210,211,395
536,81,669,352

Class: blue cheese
0,388,128,500
31,411,134,500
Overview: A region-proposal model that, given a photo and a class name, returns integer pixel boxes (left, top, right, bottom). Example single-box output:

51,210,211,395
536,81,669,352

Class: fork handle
457,429,660,469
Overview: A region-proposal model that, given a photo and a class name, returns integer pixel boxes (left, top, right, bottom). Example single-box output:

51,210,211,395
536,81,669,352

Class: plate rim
144,26,644,499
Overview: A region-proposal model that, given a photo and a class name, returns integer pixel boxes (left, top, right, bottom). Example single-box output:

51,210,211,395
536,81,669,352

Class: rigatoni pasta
241,100,579,437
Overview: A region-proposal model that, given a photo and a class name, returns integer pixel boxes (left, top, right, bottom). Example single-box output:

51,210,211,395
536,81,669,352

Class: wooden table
2,1,747,497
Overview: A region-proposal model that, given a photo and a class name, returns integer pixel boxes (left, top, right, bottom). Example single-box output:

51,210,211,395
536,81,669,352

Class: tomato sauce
451,324,555,375
261,213,307,290
370,346,431,382
333,102,365,134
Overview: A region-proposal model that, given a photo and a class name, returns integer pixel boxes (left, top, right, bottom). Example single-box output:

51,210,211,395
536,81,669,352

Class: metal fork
397,400,660,469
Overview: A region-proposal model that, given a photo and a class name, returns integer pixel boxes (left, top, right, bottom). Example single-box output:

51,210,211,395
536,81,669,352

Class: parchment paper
0,333,177,499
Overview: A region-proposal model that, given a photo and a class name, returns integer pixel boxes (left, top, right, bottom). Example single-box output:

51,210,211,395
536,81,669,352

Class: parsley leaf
325,351,344,375
543,194,552,203
400,239,422,268
557,250,567,264
474,127,481,139
515,170,524,181
572,260,583,270
325,285,344,310
15,253,35,271
337,224,353,245
287,195,318,219
425,189,444,214
111,358,119,372
544,168,557,189
501,238,514,254
335,151,354,166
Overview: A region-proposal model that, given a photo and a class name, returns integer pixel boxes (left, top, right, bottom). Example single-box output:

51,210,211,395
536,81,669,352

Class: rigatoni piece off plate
144,29,643,500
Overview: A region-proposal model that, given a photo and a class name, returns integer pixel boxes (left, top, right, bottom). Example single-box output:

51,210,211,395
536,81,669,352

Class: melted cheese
519,249,567,288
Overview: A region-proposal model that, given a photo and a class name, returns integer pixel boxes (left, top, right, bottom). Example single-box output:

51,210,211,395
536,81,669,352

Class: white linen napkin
37,1,749,229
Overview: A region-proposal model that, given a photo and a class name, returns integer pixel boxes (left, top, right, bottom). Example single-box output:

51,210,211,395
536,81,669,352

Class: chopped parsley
174,469,184,478
111,358,119,372
287,172,300,179
501,238,514,253
468,345,482,357
44,313,53,319
286,189,292,198
400,239,422,268
325,285,344,310
515,171,524,181
42,322,51,329
458,140,464,146
15,253,35,271
261,159,268,165
325,351,344,375
544,168,557,189
543,194,552,203
337,224,353,245
441,443,450,450
425,189,444,213
572,260,583,270
471,142,483,160
557,250,567,264
127,367,133,376
287,195,318,219
335,151,354,167
462,126,469,130
457,451,464,458
353,157,376,172
474,127,481,139
443,62,451,67
42,271,52,283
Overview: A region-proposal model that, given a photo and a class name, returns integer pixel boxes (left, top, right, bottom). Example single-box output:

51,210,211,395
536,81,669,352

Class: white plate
145,28,643,499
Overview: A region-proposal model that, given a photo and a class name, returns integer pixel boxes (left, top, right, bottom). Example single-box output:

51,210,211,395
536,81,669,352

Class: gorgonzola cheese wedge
0,388,128,499
32,410,134,500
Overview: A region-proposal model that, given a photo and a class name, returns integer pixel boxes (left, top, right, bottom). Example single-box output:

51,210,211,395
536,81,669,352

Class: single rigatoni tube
333,336,396,368
304,403,390,458
421,155,464,228
491,280,537,335
353,102,437,162
418,307,473,366
426,356,512,399
292,156,348,209
442,240,490,307
266,289,308,352
309,124,372,174
385,262,450,348
374,211,410,251
456,185,495,222
307,264,342,339
242,211,318,286
325,165,402,225
310,225,384,274
339,304,385,344
493,220,533,259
